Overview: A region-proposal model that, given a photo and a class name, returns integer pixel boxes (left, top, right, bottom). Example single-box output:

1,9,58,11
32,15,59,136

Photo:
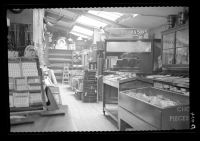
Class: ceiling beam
46,10,96,31
74,23,94,31
45,11,75,23
47,24,71,33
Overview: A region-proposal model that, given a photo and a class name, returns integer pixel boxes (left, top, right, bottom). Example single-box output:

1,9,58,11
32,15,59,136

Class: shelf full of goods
145,74,189,96
9,58,44,113
82,70,97,102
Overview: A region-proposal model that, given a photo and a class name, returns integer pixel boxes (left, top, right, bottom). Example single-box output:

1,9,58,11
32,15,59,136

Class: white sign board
106,41,151,52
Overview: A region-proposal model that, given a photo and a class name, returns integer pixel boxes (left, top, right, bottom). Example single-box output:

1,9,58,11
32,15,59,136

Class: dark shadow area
104,115,118,129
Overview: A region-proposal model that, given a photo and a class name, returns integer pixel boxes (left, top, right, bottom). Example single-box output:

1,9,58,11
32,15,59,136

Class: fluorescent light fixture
70,31,91,39
88,10,123,21
76,15,107,28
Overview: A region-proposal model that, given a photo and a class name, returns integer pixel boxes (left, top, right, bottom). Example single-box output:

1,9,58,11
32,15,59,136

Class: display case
103,72,153,124
162,23,189,70
119,87,189,130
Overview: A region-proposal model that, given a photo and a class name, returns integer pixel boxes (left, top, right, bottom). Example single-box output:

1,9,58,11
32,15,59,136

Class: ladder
62,64,70,85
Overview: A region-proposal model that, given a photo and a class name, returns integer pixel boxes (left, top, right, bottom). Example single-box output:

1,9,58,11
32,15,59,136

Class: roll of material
48,69,57,85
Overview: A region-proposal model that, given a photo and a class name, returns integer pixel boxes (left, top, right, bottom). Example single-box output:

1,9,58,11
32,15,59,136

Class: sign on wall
106,28,149,39
106,41,151,52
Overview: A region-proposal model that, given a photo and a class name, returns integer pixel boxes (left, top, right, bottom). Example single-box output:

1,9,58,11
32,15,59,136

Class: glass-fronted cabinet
175,28,189,65
162,33,175,65
161,24,189,69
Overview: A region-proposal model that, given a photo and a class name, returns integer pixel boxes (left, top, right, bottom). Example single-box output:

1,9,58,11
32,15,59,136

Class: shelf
29,89,42,92
10,117,34,126
28,82,41,85
104,107,118,122
29,103,43,107
153,79,189,89
103,79,119,88
12,90,29,92
10,107,44,115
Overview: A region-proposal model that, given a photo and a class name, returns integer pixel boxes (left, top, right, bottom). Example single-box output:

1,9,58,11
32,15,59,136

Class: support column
33,9,45,66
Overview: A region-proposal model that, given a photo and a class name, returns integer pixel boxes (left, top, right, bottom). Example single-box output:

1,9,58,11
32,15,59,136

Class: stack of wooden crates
82,70,97,102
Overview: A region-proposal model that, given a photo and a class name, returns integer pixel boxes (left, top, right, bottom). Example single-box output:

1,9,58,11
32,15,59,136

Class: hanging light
68,38,73,42
100,27,105,34
68,33,73,42
77,36,83,41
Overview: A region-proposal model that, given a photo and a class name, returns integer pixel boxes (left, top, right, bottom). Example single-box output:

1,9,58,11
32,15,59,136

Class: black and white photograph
6,7,191,133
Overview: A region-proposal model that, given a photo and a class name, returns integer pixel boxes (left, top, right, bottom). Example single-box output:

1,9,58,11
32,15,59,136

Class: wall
7,9,33,40
7,9,33,25
149,24,168,39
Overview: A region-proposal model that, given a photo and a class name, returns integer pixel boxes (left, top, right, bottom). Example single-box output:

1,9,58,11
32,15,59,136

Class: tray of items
13,91,29,108
29,92,43,106
8,62,21,78
9,92,14,108
119,87,189,130
22,62,38,77
15,77,29,91
28,84,41,91
103,72,137,87
9,77,15,90
27,76,40,84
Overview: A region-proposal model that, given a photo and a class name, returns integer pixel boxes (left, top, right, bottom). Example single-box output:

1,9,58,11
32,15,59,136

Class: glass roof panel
71,25,94,36
70,31,91,39
76,15,107,28
88,10,123,21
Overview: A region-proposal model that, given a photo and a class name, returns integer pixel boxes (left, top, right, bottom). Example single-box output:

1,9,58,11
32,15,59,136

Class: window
76,15,107,28
88,10,123,21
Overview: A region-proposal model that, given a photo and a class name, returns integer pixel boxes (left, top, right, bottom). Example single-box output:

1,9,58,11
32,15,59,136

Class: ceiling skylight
88,10,123,21
71,25,94,36
76,15,107,28
70,31,91,39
